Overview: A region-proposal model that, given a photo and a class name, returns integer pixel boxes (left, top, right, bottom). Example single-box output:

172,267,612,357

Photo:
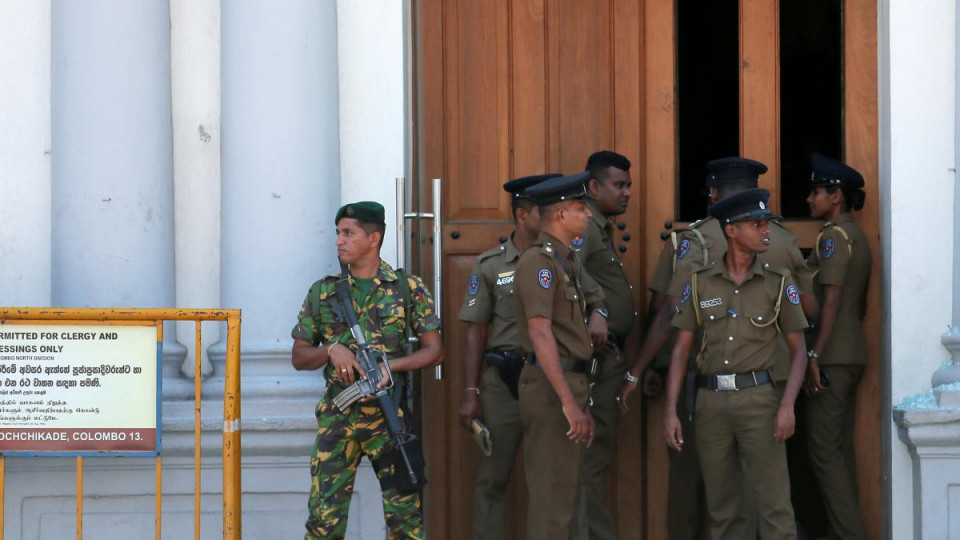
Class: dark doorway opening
780,0,844,218
676,0,740,221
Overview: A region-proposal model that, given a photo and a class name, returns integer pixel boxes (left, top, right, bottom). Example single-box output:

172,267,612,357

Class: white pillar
0,0,51,307
881,0,957,537
217,0,340,396
337,0,408,268
50,0,185,389
171,0,222,379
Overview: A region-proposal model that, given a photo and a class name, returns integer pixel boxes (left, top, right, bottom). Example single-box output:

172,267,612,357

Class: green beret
335,201,386,225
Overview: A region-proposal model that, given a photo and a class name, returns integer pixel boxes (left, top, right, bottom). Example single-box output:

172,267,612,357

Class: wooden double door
413,1,882,538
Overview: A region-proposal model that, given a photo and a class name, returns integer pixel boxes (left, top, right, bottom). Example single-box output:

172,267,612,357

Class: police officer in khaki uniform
802,154,871,540
619,158,816,539
571,150,635,540
515,171,605,540
457,173,559,540
664,188,809,540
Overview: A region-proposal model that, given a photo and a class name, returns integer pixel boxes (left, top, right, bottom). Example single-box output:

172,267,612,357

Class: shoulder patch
571,235,585,248
786,284,801,305
538,268,553,289
679,283,691,303
676,238,691,259
467,274,480,295
820,238,836,259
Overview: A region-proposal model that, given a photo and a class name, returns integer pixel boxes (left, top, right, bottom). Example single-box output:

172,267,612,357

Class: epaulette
687,218,707,229
477,244,507,263
538,242,555,255
759,261,791,277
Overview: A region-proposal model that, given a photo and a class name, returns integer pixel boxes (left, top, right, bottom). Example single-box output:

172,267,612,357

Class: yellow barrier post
222,313,242,539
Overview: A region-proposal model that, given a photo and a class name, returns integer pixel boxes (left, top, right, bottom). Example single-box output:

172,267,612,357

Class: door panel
415,1,880,539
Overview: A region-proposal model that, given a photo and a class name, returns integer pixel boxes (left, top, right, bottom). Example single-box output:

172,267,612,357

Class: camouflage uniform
292,260,441,540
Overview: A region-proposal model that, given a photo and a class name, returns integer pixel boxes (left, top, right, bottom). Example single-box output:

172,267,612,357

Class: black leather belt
526,353,591,374
697,370,772,391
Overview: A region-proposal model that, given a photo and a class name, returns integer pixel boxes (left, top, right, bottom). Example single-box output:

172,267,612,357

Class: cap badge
345,206,355,216
759,201,766,210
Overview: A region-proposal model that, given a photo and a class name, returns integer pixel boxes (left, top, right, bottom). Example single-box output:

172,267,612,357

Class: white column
337,0,408,268
171,0,222,379
217,0,341,398
50,0,185,390
0,1,51,307
881,0,957,537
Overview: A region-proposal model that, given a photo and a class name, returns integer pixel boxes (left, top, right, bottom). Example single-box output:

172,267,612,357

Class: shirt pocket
376,300,406,351
493,286,516,324
699,306,729,347
744,306,779,345
562,283,584,320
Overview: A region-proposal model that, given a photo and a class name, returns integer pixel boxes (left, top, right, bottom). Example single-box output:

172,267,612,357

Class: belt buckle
716,374,738,391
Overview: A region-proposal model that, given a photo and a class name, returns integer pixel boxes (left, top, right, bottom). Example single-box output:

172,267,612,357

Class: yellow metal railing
0,308,242,540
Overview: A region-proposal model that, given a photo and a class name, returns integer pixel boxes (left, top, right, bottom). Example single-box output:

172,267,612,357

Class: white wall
337,0,407,268
0,0,51,307
881,0,957,537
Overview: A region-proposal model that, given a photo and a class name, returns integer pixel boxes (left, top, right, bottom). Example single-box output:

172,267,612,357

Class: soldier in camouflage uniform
291,201,443,540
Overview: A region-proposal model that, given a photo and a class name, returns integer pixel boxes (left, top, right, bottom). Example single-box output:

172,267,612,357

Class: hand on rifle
359,362,392,403
329,343,363,384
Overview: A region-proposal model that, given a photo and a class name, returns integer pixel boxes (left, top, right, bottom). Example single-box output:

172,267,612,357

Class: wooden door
415,1,881,539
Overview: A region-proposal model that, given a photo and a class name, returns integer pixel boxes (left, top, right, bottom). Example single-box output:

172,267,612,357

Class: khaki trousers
695,383,796,540
472,366,525,540
805,365,867,540
667,378,705,540
571,341,624,540
519,364,590,540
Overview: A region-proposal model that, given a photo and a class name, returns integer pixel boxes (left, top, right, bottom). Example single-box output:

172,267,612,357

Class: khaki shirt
573,200,636,338
666,217,814,380
672,257,808,374
457,238,523,351
806,214,872,366
515,231,594,361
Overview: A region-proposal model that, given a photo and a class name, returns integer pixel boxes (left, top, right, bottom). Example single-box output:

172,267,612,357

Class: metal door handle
395,177,444,381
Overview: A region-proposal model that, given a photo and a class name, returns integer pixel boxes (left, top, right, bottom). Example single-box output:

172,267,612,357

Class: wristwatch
807,350,820,359
623,371,640,384
593,307,609,319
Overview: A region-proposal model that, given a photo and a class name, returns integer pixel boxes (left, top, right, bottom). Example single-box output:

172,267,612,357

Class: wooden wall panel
512,0,549,178
612,0,647,538
740,0,781,206
554,0,614,173
642,0,676,536
445,0,511,221
845,0,882,538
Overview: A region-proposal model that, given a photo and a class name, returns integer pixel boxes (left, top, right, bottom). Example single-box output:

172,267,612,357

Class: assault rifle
330,270,426,492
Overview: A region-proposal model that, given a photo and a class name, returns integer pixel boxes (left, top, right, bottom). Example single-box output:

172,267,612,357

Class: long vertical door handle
431,178,444,380
395,177,406,270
